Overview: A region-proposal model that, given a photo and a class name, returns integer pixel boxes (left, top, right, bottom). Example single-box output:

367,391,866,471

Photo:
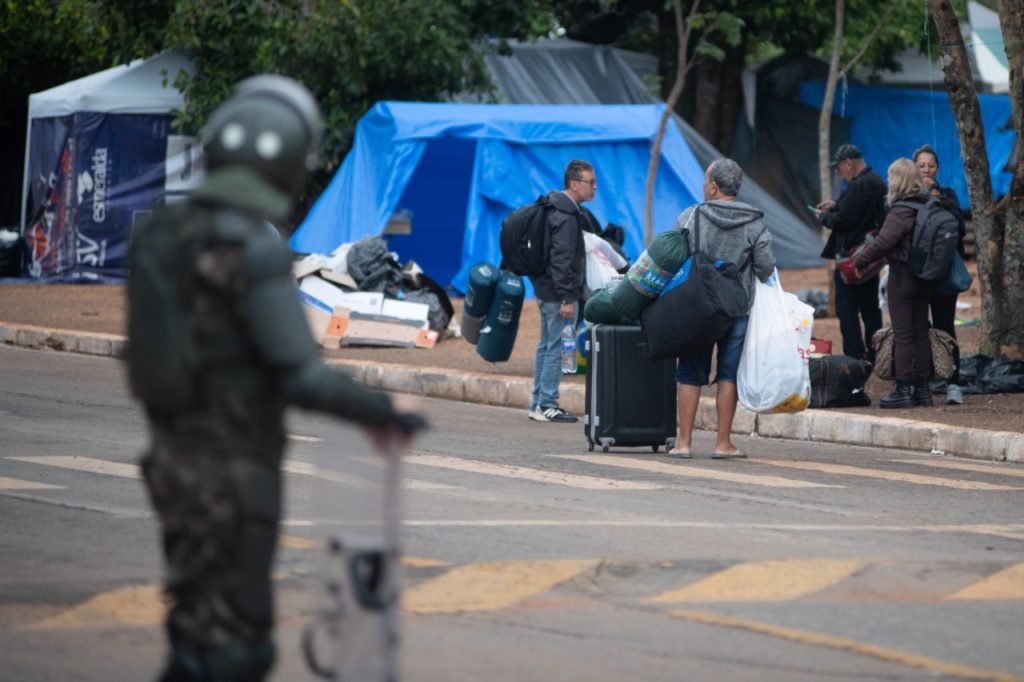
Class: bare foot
668,447,693,459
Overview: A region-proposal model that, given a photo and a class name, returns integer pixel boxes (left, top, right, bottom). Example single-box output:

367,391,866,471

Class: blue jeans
675,315,749,386
531,300,572,411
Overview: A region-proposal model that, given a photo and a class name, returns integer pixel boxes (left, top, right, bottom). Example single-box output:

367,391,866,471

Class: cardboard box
299,277,383,315
381,299,430,326
324,308,437,349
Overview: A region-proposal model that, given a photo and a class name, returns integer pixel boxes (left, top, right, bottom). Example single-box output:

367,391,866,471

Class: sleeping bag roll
608,229,689,321
460,312,486,344
476,272,525,363
464,262,501,318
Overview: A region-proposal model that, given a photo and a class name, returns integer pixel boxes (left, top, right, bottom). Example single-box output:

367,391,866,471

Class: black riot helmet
201,74,324,198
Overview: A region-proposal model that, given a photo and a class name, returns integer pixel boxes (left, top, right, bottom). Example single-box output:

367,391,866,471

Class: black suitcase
584,324,677,452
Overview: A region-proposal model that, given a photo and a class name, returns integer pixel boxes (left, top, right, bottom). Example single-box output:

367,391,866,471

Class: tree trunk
693,56,722,150
928,0,1021,356
645,0,697,246
996,0,1024,356
818,0,844,202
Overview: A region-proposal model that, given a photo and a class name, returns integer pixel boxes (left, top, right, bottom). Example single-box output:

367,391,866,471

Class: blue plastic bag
936,252,973,296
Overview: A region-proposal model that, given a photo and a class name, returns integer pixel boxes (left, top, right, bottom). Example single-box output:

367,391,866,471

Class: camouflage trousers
142,438,281,681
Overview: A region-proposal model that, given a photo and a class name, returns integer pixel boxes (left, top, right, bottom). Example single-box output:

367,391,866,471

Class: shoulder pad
245,230,294,282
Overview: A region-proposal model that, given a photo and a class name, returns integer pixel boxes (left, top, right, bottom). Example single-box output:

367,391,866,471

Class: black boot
880,380,916,409
913,381,934,407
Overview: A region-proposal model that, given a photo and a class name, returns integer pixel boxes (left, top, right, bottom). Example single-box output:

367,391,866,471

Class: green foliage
156,0,556,192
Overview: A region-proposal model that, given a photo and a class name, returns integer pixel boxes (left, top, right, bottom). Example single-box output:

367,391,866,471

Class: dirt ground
1,265,1021,434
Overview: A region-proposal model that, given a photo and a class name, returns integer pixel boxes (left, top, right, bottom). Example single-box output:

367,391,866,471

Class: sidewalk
1,317,1021,465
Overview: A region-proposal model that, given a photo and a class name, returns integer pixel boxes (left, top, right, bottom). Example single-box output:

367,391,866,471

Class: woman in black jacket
855,158,935,408
914,144,966,404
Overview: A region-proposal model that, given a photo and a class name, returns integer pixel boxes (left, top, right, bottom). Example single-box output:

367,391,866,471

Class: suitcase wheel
652,445,659,453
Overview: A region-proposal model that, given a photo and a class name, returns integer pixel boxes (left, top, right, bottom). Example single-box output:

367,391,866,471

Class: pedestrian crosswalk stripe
403,559,598,614
408,453,662,490
663,609,1024,682
28,584,165,630
946,563,1024,601
646,559,865,604
0,475,64,491
892,458,1024,479
753,459,1024,491
5,455,452,492
287,434,322,443
8,456,140,479
552,454,840,489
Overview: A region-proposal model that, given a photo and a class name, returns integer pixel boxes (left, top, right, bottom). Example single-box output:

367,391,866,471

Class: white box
299,277,383,315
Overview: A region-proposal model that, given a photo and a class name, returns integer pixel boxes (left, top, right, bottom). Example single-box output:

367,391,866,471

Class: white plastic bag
737,272,814,414
583,232,626,294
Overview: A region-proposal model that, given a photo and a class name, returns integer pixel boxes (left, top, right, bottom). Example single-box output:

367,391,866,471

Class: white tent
20,51,198,280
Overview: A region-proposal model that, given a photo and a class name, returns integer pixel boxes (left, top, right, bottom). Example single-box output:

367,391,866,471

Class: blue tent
290,101,706,293
800,82,1015,208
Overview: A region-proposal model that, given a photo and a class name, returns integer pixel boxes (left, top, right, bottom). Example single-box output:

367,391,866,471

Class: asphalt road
1,345,1023,682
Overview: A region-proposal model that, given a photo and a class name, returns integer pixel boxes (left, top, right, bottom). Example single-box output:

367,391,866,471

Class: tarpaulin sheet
291,102,706,293
800,82,1015,209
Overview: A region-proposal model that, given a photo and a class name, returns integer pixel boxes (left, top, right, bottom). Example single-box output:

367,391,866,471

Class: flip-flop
668,448,693,459
711,450,747,459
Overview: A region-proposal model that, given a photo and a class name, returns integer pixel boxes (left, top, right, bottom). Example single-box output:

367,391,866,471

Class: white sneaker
530,407,577,423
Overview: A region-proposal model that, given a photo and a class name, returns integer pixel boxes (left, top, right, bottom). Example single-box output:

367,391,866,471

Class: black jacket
530,191,586,303
820,166,887,259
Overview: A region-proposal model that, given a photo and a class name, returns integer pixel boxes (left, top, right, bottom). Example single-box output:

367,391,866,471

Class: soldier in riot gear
126,74,425,682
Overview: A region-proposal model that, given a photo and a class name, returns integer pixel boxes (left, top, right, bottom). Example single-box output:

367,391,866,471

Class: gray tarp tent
472,39,825,269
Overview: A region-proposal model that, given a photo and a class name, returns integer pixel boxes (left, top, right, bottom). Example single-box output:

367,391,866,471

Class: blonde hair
887,158,926,205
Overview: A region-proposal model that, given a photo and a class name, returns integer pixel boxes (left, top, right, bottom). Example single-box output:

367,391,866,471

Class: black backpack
640,210,762,361
499,195,552,277
894,197,959,280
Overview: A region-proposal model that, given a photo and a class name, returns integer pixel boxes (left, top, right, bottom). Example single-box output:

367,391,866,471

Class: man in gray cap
815,143,887,365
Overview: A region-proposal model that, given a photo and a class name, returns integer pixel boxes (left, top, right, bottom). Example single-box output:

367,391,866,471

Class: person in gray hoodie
669,158,776,458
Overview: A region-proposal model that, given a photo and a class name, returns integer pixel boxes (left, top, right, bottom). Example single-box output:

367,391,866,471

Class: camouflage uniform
127,78,407,682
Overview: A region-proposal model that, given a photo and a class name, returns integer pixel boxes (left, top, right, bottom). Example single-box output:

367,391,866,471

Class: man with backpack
670,159,775,457
527,159,596,423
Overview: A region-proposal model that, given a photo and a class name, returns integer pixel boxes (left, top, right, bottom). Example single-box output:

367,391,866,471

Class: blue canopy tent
800,82,1015,208
290,101,706,294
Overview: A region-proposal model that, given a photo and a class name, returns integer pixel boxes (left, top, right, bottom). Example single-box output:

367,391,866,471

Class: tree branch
839,3,896,78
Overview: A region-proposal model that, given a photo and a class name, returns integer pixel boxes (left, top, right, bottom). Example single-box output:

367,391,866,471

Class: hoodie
672,200,776,308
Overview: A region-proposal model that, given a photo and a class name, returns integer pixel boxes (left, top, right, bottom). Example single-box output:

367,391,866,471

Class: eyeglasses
573,177,596,186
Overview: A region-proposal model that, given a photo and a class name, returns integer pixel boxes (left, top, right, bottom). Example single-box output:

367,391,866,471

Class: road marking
407,454,662,490
277,534,449,566
947,563,1024,601
664,609,1024,682
8,456,140,479
28,585,165,630
647,559,865,603
288,434,322,443
753,459,1024,491
404,560,598,614
892,458,1024,478
552,454,840,489
0,475,64,491
5,455,449,492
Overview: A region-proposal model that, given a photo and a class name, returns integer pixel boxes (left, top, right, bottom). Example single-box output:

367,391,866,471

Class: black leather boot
880,380,916,409
913,381,934,407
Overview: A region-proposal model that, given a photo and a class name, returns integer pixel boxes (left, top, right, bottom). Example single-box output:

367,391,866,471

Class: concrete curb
2,321,1020,464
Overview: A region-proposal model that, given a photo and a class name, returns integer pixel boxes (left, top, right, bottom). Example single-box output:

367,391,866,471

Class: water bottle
561,321,577,374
